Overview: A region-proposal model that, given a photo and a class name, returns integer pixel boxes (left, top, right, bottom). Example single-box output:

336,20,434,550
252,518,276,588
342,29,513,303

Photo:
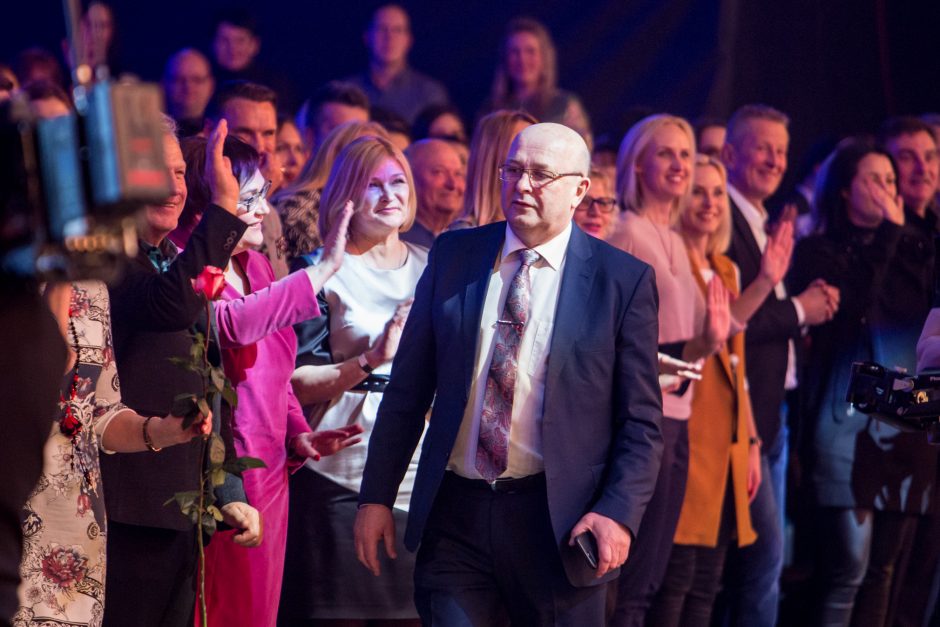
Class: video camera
0,0,171,282
846,361,940,442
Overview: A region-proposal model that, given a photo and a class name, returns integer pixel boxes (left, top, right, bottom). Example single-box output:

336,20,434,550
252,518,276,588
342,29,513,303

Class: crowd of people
4,2,940,627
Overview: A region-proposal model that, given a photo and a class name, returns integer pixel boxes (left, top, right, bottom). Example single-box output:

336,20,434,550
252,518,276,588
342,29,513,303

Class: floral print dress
14,281,126,627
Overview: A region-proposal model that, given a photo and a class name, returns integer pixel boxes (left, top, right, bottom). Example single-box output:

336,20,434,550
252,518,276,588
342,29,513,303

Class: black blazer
359,222,664,587
726,200,801,449
102,204,246,530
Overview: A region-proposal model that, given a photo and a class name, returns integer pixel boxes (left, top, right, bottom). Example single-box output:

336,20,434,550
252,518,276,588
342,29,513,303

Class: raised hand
206,119,239,214
365,299,414,367
760,218,794,286
321,201,354,273
865,177,905,226
703,276,731,349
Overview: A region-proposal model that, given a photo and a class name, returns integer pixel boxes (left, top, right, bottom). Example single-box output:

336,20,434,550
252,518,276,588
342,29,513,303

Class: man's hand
220,502,263,547
759,218,794,286
292,424,364,461
796,279,839,325
568,512,632,578
354,504,398,576
206,119,239,214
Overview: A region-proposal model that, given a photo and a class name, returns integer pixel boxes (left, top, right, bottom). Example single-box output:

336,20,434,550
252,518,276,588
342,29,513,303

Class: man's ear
721,141,736,170
572,176,591,209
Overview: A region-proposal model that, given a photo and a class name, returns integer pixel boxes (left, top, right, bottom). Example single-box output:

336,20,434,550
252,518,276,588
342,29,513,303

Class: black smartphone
574,531,598,569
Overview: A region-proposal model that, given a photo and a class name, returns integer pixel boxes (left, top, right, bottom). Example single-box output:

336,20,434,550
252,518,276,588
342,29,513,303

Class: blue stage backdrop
3,0,938,198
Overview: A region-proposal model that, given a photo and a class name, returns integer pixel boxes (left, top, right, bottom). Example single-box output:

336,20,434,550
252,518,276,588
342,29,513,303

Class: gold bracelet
143,416,162,452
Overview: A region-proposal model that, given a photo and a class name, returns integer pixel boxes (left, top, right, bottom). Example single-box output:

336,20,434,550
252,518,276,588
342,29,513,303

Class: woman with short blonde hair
283,134,429,625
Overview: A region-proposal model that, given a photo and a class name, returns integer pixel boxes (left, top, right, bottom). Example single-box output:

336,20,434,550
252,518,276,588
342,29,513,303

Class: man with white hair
355,122,663,624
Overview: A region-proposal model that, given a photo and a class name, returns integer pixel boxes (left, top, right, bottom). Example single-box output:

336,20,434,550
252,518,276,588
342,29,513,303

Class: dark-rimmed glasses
576,196,617,214
237,180,271,213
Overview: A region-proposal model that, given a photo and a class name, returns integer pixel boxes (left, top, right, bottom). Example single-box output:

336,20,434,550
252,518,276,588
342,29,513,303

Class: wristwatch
358,353,375,374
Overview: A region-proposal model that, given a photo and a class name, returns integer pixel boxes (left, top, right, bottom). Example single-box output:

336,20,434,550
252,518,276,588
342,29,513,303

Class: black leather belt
444,471,546,494
352,374,390,393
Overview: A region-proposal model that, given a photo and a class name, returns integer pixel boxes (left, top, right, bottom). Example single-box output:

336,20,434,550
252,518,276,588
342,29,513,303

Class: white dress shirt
728,184,802,390
447,222,571,479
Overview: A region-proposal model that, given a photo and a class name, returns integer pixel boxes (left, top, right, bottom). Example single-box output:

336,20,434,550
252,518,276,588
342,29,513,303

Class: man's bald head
406,138,466,232
512,122,592,176
501,123,591,247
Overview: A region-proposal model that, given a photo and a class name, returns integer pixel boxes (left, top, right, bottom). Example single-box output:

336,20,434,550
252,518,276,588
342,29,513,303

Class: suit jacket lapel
730,200,762,272
545,227,595,405
461,225,505,398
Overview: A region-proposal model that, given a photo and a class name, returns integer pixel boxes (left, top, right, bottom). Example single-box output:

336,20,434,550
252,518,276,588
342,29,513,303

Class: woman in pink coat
172,134,362,627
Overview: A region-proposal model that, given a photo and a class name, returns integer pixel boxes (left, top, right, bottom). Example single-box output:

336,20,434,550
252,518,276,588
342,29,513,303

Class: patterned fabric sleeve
89,284,129,454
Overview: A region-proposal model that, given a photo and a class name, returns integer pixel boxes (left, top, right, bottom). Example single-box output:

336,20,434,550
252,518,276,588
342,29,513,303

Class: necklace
645,214,678,276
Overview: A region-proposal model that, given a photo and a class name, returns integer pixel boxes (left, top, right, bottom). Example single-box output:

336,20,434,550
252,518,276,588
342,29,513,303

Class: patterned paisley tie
476,248,541,482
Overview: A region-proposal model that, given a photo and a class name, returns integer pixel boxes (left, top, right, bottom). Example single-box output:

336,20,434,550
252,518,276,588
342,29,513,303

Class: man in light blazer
354,122,663,625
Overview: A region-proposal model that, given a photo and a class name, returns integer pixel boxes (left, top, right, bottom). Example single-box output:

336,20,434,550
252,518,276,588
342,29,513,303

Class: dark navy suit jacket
359,222,664,587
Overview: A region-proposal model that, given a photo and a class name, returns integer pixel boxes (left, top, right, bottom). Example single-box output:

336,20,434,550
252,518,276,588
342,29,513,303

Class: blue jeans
720,424,786,627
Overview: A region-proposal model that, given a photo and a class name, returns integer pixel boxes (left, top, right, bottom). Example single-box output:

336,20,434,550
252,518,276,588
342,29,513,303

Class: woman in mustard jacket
649,154,793,626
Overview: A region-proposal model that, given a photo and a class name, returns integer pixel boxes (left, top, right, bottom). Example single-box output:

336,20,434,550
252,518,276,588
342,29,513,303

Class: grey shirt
345,66,449,124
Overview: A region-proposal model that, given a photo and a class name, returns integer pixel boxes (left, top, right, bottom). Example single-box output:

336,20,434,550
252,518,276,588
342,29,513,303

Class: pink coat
201,250,318,627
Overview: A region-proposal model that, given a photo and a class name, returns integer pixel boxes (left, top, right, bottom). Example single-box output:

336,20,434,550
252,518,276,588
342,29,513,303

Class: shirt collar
728,183,767,230
139,237,179,273
501,221,572,271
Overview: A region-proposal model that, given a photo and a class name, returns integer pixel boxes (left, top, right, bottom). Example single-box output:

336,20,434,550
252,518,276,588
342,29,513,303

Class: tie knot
518,248,540,268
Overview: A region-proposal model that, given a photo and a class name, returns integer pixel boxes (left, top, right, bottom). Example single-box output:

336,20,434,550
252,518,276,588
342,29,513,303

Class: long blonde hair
616,113,695,224
318,136,416,237
459,109,537,226
490,17,558,116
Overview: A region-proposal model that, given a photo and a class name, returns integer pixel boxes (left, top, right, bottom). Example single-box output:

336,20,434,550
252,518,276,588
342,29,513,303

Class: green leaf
207,504,224,521
165,490,200,513
208,433,226,466
167,357,199,372
172,395,198,421
190,340,205,362
209,367,226,393
210,468,227,487
221,383,238,409
196,397,211,418
221,456,267,477
201,514,218,535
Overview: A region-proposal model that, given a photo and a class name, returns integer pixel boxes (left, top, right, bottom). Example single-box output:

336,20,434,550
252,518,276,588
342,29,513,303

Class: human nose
514,169,534,192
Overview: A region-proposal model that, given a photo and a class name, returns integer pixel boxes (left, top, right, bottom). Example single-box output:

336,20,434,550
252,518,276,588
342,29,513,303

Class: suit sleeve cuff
791,297,806,326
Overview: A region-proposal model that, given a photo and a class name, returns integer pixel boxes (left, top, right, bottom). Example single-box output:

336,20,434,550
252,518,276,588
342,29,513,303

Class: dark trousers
649,472,736,627
413,472,606,626
610,417,690,627
814,507,918,627
648,544,730,627
103,521,198,627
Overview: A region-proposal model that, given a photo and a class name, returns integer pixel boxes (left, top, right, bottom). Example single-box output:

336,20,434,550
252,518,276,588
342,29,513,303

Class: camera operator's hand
207,119,239,215
796,279,838,325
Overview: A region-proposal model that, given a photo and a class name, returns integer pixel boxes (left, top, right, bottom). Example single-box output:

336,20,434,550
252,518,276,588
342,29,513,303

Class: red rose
192,266,226,300
40,545,88,588
59,411,82,437
76,492,92,516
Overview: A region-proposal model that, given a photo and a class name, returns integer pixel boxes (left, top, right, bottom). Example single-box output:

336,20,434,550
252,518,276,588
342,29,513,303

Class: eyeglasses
237,180,271,213
498,164,584,189
576,196,618,214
